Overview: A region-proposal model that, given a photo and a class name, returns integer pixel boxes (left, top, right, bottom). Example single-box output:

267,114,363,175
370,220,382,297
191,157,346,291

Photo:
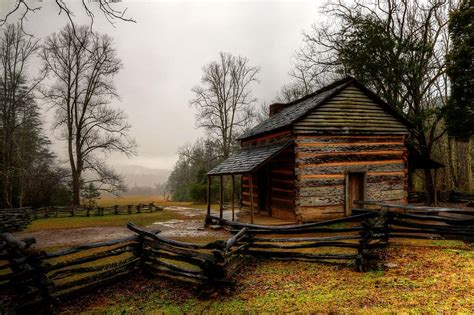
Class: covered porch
206,141,296,224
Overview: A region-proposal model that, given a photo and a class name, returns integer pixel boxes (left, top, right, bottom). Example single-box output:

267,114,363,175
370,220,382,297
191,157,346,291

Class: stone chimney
269,103,288,116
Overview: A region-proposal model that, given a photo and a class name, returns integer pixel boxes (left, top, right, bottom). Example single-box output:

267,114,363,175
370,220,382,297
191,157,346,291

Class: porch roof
207,141,292,176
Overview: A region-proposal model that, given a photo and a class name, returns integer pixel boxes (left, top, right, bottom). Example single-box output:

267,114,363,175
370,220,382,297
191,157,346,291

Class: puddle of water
152,219,185,227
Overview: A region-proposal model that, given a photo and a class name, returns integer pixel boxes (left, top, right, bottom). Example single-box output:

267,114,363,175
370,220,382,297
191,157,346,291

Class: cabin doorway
345,172,366,216
257,168,271,216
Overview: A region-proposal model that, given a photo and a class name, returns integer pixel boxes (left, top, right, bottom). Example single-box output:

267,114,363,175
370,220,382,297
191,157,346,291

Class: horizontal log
49,257,140,280
145,263,208,283
128,222,225,250
50,262,135,293
389,219,474,233
393,212,474,226
298,186,343,198
298,164,404,177
143,240,217,263
48,244,135,271
388,228,474,237
297,195,344,207
366,189,407,201
233,226,364,235
357,201,474,215
46,236,139,258
145,249,205,267
206,212,375,231
247,242,360,249
296,144,405,154
252,235,361,242
244,250,358,260
53,269,133,301
145,257,202,275
294,130,408,135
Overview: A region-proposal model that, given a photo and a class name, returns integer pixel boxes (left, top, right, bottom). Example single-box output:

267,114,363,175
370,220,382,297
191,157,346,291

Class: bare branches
0,0,136,35
191,52,260,159
41,25,136,204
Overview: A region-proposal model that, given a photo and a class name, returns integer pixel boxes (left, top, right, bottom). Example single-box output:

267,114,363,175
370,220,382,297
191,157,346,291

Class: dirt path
15,207,230,249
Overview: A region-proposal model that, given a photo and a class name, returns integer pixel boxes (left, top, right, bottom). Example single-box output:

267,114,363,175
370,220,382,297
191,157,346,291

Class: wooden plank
298,195,345,207
297,164,404,176
296,153,403,164
296,135,404,140
296,144,405,153
300,160,404,168
297,141,403,147
298,186,345,197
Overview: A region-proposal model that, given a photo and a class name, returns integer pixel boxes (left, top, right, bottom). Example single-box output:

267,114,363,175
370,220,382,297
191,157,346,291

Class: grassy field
97,195,210,210
21,210,194,232
57,238,474,313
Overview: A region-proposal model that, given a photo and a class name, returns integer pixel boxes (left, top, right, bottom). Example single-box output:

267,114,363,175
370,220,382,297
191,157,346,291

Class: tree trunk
423,168,437,206
72,173,81,206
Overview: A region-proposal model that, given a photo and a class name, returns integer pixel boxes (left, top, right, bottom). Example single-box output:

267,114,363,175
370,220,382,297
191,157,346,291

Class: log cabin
207,76,413,223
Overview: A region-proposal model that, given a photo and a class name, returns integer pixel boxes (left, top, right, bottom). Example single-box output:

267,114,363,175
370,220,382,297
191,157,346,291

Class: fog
1,0,321,173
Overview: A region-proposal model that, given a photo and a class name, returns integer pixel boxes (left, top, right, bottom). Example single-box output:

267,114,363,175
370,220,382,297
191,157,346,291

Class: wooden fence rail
0,203,163,234
0,208,33,234
1,201,473,313
354,201,474,242
206,211,386,271
0,222,248,313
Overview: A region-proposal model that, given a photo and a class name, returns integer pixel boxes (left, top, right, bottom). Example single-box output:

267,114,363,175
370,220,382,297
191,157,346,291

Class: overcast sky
2,0,322,171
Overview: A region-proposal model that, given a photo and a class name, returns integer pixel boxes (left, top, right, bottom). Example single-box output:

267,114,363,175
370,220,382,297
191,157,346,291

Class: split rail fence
0,223,248,313
1,201,473,313
206,212,386,271
0,203,162,234
354,201,474,242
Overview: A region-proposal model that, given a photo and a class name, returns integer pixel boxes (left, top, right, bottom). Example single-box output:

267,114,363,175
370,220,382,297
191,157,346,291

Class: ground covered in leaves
56,239,473,314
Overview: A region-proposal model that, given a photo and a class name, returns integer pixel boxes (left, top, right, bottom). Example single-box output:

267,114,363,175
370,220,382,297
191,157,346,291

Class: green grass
56,239,474,314
22,210,198,233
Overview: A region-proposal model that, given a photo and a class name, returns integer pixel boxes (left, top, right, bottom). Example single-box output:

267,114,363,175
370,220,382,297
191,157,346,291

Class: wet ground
15,206,230,249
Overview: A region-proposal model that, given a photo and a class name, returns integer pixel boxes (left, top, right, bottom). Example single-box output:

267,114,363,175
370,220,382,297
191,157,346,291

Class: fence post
1,233,55,312
114,205,118,215
128,205,132,215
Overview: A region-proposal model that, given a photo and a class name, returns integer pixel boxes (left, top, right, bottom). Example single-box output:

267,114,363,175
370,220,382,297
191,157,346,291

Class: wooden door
346,172,365,216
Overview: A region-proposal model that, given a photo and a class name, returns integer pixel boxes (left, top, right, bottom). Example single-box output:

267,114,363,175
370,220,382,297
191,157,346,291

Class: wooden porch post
249,174,254,224
231,174,235,222
207,176,211,217
219,175,224,219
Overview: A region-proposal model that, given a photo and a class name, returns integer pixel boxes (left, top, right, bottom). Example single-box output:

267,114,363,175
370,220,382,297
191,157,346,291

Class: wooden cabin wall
241,130,292,148
295,135,408,222
241,146,296,221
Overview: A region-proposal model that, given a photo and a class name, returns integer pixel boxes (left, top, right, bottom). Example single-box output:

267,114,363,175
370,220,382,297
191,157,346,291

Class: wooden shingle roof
207,141,292,175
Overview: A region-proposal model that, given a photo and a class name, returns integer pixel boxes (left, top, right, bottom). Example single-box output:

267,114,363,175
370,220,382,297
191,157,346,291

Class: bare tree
0,23,40,207
41,25,136,205
191,52,260,159
286,0,455,205
255,102,270,124
0,0,135,35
